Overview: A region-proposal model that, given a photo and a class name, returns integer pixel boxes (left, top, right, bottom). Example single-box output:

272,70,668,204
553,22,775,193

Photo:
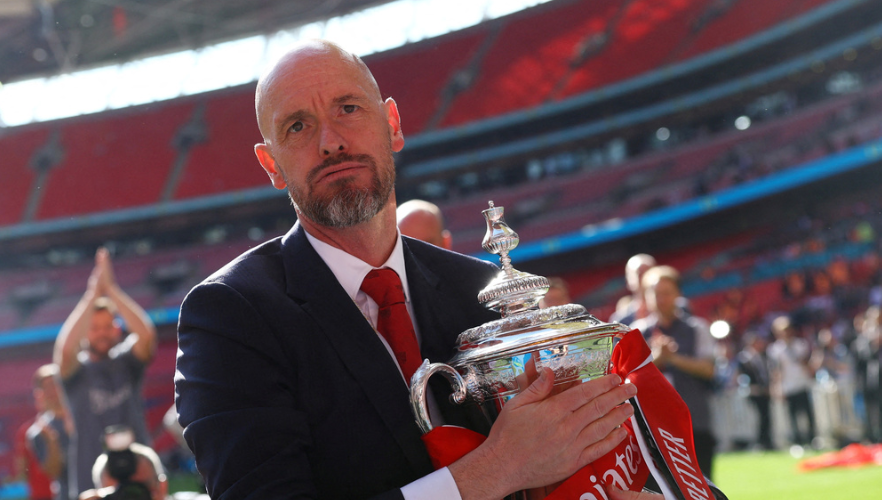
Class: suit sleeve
175,281,404,500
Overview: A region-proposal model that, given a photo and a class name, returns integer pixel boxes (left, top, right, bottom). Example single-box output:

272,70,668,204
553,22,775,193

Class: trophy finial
481,201,518,277
478,201,549,317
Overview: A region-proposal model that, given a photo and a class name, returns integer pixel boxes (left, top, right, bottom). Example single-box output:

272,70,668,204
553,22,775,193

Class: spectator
540,277,572,308
852,306,881,442
631,265,718,479
77,442,169,500
53,248,157,498
611,254,656,325
15,365,69,500
767,315,817,448
396,199,452,250
737,333,774,450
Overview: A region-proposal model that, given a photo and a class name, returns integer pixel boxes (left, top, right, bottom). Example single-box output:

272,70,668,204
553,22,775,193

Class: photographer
78,441,167,500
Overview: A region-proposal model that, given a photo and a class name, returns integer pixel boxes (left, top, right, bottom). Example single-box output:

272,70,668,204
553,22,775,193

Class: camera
99,426,153,500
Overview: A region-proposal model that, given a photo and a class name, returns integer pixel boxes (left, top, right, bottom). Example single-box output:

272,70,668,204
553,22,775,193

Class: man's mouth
317,162,364,183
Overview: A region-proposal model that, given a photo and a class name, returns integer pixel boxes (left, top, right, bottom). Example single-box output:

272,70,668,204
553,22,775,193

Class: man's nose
319,123,347,157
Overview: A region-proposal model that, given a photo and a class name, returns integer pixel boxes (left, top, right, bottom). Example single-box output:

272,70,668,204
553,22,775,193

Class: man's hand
94,247,117,294
650,334,677,368
450,368,637,500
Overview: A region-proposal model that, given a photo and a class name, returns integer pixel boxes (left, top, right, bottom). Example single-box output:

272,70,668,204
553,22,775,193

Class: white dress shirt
304,229,463,500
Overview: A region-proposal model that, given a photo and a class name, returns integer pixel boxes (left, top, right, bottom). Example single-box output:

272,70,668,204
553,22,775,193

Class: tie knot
360,268,406,308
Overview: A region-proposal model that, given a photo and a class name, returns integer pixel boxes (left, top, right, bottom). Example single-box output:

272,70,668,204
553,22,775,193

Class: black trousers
749,394,773,449
785,390,816,445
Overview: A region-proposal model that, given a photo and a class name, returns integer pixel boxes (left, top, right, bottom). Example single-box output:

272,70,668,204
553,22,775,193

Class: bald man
397,200,452,250
175,40,644,500
611,253,656,325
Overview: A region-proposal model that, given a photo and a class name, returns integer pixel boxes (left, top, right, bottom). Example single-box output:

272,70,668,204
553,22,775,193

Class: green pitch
714,450,882,500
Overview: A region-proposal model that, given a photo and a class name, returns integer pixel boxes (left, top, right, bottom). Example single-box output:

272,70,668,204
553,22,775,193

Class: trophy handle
410,359,468,434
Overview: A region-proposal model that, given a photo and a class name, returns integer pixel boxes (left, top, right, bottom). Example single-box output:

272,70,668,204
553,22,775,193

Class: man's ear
255,143,287,189
441,229,453,251
384,97,405,153
156,478,168,500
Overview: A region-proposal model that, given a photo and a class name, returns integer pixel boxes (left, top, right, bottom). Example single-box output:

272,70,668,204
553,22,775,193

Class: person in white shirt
767,315,817,447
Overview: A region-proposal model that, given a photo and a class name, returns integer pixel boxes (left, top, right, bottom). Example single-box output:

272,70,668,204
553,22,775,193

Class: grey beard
295,184,386,228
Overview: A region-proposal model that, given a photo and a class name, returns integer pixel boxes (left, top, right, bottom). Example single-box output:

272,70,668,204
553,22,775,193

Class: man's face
38,376,61,410
255,44,404,228
647,278,678,317
87,310,121,357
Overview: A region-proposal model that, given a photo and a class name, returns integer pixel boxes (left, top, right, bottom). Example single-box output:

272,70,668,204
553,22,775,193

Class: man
15,365,67,500
396,199,452,250
175,40,647,500
611,254,656,325
540,277,572,308
77,443,169,500
767,315,817,448
736,333,774,450
631,265,717,479
54,248,157,498
25,365,71,500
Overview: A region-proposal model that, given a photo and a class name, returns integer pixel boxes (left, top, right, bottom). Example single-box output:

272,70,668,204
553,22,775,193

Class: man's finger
506,367,555,409
578,421,629,465
555,373,623,412
571,381,636,424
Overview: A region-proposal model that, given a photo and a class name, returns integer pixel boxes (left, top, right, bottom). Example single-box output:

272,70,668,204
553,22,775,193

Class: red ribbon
420,329,716,499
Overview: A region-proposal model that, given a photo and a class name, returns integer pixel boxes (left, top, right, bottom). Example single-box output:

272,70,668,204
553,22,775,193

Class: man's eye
342,104,357,114
291,121,304,133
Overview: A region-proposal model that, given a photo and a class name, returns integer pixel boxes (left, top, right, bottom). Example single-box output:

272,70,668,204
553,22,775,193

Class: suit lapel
402,240,460,364
279,224,433,473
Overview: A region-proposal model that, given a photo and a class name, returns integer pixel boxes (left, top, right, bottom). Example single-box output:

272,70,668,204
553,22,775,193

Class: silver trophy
410,201,630,432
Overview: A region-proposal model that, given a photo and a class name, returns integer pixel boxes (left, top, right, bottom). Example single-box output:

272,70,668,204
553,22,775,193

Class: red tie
360,268,422,383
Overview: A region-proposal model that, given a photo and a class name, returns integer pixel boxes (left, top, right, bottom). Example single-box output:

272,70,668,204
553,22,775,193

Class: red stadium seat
173,89,267,199
0,128,48,226
36,102,195,220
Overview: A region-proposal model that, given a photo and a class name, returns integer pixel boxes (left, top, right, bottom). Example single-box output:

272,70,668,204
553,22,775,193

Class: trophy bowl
410,202,630,434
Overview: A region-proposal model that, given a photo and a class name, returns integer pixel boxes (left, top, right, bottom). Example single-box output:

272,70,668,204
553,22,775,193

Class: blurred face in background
87,309,121,358
37,375,62,412
646,277,679,319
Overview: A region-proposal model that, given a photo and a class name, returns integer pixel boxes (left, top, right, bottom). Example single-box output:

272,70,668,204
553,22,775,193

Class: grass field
714,450,882,499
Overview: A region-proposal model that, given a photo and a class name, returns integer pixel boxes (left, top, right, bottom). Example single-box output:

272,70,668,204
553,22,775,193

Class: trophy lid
447,201,629,368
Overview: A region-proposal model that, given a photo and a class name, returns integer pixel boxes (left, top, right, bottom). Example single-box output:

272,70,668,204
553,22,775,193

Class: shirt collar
304,227,411,303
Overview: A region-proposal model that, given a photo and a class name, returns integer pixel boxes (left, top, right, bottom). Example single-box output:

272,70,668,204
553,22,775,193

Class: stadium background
1,0,882,496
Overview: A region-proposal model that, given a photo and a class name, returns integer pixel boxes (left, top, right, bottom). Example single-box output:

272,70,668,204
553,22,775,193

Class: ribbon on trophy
419,329,719,500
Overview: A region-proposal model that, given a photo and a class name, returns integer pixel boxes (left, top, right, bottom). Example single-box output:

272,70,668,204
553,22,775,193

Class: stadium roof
0,0,553,127
0,0,395,83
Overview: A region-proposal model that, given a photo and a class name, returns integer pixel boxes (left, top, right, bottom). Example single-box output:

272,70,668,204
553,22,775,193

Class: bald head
256,40,382,141
397,199,452,249
625,253,656,293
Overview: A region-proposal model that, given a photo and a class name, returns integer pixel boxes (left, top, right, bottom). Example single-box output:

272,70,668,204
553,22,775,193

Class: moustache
306,153,376,186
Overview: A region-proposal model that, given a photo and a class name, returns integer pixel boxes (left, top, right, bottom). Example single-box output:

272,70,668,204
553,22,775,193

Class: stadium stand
438,0,622,127
172,91,266,199
0,127,48,226
674,0,837,62
368,28,491,133
35,101,195,220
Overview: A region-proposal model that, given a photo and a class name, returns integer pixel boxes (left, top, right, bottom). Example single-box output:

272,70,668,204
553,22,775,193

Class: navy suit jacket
175,223,500,499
